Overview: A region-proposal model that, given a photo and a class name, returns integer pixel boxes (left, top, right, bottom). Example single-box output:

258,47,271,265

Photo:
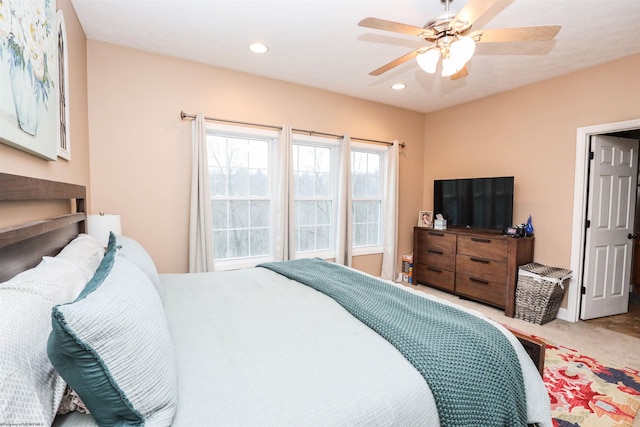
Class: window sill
352,245,384,257
214,245,384,271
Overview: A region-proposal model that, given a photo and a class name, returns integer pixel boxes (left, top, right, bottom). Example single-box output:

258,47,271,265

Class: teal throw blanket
259,258,528,427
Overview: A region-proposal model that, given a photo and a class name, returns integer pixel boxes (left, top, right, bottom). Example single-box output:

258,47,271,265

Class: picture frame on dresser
418,211,433,228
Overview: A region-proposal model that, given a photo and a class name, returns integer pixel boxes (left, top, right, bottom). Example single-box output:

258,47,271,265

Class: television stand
413,227,534,317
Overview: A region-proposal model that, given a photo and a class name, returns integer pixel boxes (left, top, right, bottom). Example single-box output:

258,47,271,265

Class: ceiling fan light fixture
450,35,475,64
441,56,459,77
416,48,440,74
441,35,475,77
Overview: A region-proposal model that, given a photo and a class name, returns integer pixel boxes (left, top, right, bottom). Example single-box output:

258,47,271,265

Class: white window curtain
188,112,215,272
335,134,353,266
380,141,400,281
273,125,296,260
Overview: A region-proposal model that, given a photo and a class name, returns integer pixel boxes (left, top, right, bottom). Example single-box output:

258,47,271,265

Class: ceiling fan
358,0,560,80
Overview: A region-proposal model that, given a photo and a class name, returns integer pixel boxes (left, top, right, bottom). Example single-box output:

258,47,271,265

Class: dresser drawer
414,265,455,292
457,235,508,262
415,248,456,271
456,254,507,283
417,230,457,254
455,274,506,308
413,226,533,317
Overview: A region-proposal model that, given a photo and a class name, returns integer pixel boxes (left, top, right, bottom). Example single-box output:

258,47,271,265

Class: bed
0,173,551,427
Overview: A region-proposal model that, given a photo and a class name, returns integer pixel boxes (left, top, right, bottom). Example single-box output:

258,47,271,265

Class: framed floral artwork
0,0,59,160
418,210,433,227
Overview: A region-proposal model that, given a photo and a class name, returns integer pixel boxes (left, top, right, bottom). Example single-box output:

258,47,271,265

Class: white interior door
581,135,639,320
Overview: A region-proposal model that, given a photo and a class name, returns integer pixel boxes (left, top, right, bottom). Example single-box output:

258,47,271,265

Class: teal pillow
47,233,177,426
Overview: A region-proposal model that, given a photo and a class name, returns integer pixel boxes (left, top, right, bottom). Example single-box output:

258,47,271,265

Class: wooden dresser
413,227,534,317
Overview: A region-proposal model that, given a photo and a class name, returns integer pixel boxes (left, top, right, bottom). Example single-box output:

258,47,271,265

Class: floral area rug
543,341,640,426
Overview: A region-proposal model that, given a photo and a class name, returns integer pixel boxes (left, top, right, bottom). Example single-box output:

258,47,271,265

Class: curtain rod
180,111,405,148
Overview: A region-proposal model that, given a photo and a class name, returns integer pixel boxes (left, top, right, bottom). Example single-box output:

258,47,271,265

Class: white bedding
55,267,551,426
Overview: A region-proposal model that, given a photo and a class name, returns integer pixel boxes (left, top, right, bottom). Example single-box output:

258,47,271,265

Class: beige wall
0,0,89,187
86,41,425,274
423,54,640,273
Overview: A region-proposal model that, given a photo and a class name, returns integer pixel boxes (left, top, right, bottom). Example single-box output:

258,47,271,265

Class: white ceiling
70,0,640,114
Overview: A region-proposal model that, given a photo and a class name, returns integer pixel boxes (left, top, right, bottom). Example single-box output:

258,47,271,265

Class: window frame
350,142,387,257
206,123,279,271
292,134,340,260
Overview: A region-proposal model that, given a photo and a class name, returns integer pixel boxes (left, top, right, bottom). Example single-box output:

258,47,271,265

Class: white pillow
0,258,89,427
55,233,105,282
115,234,161,289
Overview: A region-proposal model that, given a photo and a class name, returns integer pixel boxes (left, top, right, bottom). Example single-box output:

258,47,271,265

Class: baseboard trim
556,307,576,322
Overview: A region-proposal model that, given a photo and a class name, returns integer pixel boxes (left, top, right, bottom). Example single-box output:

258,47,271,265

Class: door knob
628,233,638,240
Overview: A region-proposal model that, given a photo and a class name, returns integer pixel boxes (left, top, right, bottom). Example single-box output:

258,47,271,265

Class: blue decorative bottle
525,215,534,237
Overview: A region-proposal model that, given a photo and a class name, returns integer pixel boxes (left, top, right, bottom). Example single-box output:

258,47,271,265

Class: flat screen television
433,176,514,231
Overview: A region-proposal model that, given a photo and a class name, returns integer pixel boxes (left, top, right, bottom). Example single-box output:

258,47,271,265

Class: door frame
566,119,640,322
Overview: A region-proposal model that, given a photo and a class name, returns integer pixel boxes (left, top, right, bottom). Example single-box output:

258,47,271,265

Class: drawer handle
428,249,444,255
470,277,490,285
427,266,443,273
470,257,490,264
471,237,491,243
428,232,445,237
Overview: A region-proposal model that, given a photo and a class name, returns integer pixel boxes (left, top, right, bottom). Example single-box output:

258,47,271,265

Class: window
293,137,338,257
352,145,385,254
204,125,390,266
207,126,277,269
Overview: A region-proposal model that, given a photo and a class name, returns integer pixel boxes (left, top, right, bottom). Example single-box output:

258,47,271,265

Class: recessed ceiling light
391,83,406,90
249,43,268,54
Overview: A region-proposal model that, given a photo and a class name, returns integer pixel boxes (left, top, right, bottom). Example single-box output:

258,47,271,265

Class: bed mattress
54,266,551,426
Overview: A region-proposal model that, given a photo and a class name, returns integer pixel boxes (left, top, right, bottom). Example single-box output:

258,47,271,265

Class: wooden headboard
0,173,86,282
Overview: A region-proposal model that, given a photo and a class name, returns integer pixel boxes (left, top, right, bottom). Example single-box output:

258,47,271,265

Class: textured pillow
115,234,161,289
55,233,105,282
0,258,88,427
47,234,177,427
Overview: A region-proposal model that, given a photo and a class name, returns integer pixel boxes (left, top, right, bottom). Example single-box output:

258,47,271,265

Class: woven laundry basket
515,263,572,325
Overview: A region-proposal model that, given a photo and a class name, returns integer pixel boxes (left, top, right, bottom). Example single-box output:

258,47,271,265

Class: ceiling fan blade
450,65,469,80
474,40,556,56
369,48,423,76
358,17,427,37
471,25,561,43
454,0,503,28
